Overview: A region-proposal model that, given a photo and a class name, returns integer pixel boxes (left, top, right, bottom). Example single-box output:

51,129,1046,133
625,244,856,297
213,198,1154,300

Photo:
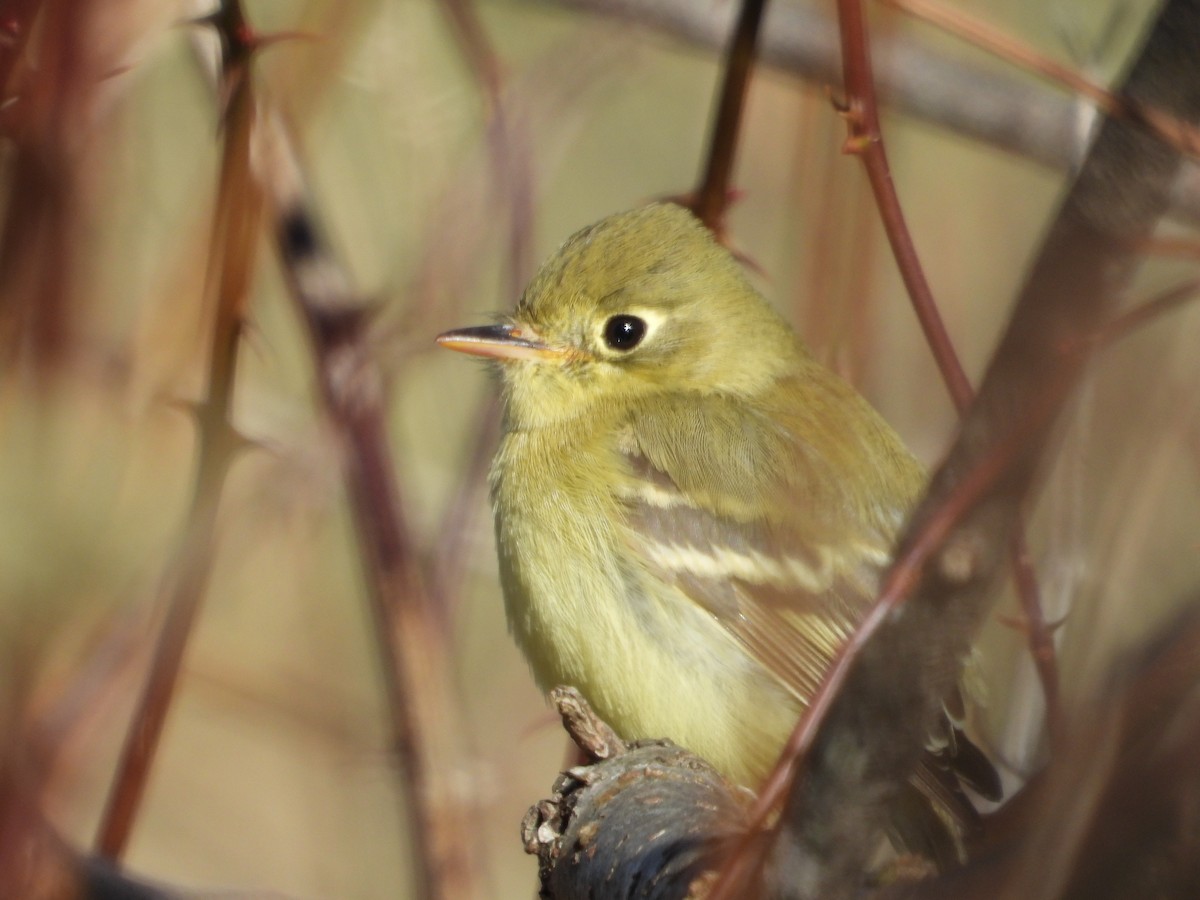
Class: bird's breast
489,425,799,786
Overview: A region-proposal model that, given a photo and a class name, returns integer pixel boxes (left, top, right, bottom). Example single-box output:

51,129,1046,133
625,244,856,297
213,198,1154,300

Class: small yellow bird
438,203,997,863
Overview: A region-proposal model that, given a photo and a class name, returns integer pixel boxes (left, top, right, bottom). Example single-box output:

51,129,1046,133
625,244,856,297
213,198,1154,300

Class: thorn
183,4,314,73
163,394,203,422
253,29,321,51
842,133,875,155
100,64,134,84
825,85,849,114
996,612,1068,638
179,10,222,34
0,16,21,45
195,412,258,463
730,245,767,277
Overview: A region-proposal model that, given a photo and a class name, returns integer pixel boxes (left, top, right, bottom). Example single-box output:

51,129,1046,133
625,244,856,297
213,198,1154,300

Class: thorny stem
733,0,1200,883
269,122,484,897
836,0,1062,737
1007,530,1059,743
0,0,96,373
709,6,1063,891
93,0,261,860
836,0,973,407
692,0,769,232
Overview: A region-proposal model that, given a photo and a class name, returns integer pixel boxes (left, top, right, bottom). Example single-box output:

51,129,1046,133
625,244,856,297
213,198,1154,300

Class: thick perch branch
524,688,752,899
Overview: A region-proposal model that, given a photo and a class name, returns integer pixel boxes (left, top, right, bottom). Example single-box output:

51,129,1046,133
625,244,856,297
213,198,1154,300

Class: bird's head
437,203,799,430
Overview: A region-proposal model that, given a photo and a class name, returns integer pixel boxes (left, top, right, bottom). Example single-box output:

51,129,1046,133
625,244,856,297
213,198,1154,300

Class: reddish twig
1007,529,1059,744
1084,277,1200,350
764,0,1200,885
93,0,262,860
0,0,101,375
689,0,769,234
835,0,971,407
838,0,1063,738
714,2,1078,891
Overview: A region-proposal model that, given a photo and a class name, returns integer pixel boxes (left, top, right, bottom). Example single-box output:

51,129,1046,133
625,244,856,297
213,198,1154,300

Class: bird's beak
436,323,566,362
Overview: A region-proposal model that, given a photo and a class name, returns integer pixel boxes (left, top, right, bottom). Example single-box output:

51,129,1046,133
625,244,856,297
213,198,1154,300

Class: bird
437,202,999,864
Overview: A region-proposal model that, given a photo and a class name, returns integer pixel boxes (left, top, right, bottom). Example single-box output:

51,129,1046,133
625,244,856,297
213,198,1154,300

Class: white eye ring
603,315,646,350
596,308,665,355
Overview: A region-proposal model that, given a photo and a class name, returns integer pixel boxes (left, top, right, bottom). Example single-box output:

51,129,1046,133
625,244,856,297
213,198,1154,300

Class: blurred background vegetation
1,0,1197,897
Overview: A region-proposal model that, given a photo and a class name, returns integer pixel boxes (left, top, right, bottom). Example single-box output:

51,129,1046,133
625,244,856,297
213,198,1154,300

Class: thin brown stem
0,0,100,375
836,0,972,409
837,0,1062,738
1088,277,1200,349
92,0,261,860
691,0,769,232
268,119,483,897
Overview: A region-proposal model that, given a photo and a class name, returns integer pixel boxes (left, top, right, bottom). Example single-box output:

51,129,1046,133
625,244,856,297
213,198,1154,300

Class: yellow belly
491,429,798,787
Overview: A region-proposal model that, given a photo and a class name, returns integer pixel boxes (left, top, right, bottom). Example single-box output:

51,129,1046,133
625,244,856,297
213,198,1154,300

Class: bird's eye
603,315,647,351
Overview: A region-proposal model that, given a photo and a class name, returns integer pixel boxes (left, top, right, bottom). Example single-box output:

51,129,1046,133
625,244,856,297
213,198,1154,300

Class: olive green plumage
439,202,995,862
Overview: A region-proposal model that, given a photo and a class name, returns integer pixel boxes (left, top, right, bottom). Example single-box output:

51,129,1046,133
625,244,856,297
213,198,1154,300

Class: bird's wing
615,386,906,706
616,387,1000,845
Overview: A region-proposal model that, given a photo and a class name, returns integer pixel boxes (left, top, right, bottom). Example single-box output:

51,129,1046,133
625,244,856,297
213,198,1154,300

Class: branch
688,0,769,233
833,0,1063,744
264,112,484,900
94,0,263,860
0,0,103,374
523,688,753,899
